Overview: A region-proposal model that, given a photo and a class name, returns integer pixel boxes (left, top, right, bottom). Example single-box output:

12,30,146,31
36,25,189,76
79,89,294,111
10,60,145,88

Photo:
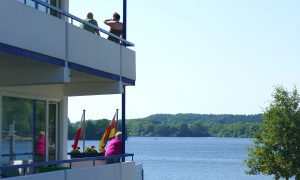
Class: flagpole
116,109,119,131
83,109,86,151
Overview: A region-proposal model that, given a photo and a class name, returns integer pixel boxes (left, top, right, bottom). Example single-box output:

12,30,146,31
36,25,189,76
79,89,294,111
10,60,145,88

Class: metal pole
9,122,15,161
121,87,126,162
122,0,127,162
83,110,86,151
33,100,37,161
116,109,119,131
123,0,127,43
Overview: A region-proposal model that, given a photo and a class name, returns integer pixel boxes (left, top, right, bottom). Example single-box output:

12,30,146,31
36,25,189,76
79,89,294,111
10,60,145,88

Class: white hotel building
0,0,141,179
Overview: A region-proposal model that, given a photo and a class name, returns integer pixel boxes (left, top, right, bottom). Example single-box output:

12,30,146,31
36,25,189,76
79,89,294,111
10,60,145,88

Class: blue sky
68,0,300,122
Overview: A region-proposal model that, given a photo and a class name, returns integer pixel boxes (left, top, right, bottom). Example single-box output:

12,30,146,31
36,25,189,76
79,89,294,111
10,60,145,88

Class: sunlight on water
69,137,277,180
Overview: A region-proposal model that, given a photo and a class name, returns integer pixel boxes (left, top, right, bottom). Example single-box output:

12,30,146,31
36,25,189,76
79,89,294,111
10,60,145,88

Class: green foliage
69,114,262,139
246,86,300,179
84,145,97,153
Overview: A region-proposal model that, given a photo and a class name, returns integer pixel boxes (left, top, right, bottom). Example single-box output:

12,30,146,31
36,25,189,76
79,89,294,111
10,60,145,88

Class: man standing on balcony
82,12,100,36
104,12,123,44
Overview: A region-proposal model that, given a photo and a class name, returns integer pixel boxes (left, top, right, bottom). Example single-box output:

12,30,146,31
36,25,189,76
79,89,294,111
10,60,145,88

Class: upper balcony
0,0,136,96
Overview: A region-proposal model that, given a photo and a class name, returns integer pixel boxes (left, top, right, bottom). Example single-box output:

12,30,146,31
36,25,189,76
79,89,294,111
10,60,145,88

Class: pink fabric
105,138,122,156
36,137,46,155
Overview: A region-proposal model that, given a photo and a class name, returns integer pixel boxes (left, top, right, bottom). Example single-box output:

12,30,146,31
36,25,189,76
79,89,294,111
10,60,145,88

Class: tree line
68,114,262,139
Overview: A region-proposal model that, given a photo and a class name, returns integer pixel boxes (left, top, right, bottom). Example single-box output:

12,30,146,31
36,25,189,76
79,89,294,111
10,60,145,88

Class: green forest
68,114,262,139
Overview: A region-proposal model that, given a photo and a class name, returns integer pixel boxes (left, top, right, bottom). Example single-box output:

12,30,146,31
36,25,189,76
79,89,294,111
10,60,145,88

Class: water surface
69,137,275,180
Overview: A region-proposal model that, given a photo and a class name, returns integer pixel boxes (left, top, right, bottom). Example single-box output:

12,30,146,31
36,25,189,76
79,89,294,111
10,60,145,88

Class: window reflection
48,103,58,161
1,97,46,166
17,0,48,13
16,0,62,18
1,97,34,165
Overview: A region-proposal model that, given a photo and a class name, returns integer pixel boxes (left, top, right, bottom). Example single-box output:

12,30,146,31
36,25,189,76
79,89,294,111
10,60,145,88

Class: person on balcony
82,12,100,36
34,131,46,173
35,131,46,162
104,12,123,44
105,131,122,164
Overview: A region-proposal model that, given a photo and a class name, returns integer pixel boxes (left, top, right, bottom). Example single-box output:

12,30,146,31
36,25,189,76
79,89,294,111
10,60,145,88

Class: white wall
0,0,66,60
66,162,138,180
135,163,143,180
2,162,140,180
0,85,65,100
121,162,136,180
121,47,136,80
60,97,69,160
4,170,65,180
64,81,123,96
0,66,69,86
0,0,136,83
67,24,121,75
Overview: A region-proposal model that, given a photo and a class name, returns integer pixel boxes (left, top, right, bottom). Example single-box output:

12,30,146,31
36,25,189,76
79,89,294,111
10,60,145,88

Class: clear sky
68,0,300,122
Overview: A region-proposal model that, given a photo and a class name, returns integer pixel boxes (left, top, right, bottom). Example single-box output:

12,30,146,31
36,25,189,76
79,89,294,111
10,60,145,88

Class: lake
68,137,274,180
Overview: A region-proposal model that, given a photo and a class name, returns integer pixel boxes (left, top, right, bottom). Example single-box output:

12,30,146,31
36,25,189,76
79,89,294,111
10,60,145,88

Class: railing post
33,100,37,162
83,110,86,152
122,0,127,162
123,0,127,45
121,86,126,162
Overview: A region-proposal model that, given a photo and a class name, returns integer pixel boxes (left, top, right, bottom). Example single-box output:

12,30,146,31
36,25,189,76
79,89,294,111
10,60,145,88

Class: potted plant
84,146,98,157
68,145,105,158
68,145,85,158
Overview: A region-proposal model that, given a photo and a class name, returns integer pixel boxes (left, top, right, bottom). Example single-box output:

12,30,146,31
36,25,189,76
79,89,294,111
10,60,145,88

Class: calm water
68,137,274,180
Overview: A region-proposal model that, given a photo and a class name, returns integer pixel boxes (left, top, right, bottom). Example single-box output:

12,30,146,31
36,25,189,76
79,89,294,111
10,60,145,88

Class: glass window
48,103,58,161
1,97,46,165
25,0,37,9
17,0,48,12
1,97,34,165
34,101,46,162
17,0,63,18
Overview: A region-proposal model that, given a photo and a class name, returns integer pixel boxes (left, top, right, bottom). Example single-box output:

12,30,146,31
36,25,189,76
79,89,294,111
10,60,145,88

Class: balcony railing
25,0,134,47
0,153,134,178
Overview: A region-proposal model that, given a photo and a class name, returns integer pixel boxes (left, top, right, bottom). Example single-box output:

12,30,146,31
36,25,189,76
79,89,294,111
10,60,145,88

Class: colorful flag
99,111,117,152
71,111,84,150
109,113,117,138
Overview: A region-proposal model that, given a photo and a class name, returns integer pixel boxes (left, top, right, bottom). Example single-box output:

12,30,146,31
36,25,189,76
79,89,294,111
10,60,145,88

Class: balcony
0,0,136,96
0,154,143,180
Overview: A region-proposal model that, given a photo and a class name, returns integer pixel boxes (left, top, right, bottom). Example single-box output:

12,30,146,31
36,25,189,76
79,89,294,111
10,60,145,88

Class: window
17,0,48,13
1,97,46,165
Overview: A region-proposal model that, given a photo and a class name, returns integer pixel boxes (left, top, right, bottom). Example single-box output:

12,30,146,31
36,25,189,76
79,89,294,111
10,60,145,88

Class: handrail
2,152,33,157
29,0,134,47
0,153,134,171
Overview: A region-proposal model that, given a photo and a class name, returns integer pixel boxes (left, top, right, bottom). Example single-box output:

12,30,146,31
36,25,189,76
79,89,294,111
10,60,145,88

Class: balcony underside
0,47,130,97
0,0,136,97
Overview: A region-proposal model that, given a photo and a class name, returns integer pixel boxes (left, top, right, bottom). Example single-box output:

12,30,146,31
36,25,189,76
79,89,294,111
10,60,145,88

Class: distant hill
133,113,262,124
69,114,263,139
126,114,262,138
